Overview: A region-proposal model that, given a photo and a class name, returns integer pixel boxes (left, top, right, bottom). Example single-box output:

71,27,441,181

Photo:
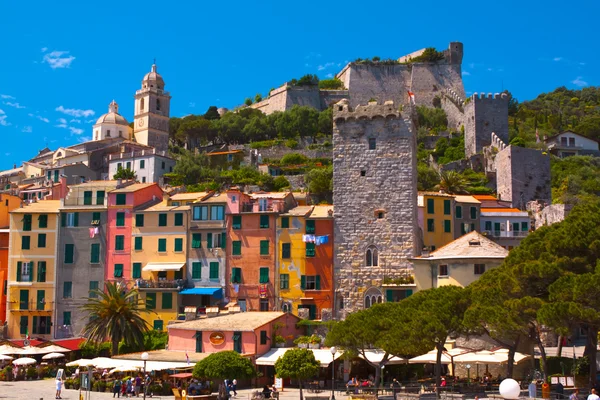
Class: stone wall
464,93,509,157
495,145,552,208
332,100,418,316
531,203,573,229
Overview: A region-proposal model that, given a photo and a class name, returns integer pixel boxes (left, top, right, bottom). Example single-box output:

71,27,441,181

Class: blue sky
0,0,597,169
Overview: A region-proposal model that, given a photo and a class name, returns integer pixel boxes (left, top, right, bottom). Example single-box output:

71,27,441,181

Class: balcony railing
484,230,529,238
135,279,187,291
9,301,53,311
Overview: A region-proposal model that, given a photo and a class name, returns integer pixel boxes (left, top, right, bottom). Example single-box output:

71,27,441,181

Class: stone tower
133,63,171,152
332,99,418,318
464,93,509,157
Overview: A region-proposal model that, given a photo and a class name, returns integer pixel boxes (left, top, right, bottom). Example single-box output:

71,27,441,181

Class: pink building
106,183,164,283
167,311,301,355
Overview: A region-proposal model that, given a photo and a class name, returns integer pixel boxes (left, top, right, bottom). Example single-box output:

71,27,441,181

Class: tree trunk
557,335,563,358
435,343,444,399
506,336,520,378
535,333,548,380
374,365,381,389
112,338,119,356
585,327,598,388
299,381,303,400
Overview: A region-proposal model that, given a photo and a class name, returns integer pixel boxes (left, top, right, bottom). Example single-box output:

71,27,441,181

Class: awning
143,262,185,272
180,287,223,299
359,349,406,365
256,348,343,368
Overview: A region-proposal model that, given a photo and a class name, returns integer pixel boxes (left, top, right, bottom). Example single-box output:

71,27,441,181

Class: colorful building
418,192,455,251
7,200,60,339
132,202,189,331
473,195,531,250
226,190,296,312
453,195,481,239
0,193,22,324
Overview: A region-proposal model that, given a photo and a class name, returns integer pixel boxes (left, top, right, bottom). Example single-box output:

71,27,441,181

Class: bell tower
133,63,171,152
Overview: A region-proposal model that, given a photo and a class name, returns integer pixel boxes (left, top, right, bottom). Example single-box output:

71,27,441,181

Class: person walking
588,388,599,400
570,388,580,400
232,379,238,396
144,374,151,397
126,378,133,398
55,376,63,399
135,375,142,397
113,378,123,398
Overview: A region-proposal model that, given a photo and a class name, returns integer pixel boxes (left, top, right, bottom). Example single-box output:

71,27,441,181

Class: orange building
0,194,22,324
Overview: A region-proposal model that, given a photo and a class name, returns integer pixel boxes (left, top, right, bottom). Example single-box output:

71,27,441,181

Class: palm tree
81,281,150,356
436,170,468,194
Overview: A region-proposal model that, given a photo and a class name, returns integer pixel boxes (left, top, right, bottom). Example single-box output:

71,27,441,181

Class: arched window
140,98,145,112
364,287,382,309
366,246,379,267
156,99,161,111
364,296,371,309
282,303,290,313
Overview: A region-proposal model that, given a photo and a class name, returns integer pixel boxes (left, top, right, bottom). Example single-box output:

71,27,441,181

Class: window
206,233,213,249
444,200,451,215
23,214,32,231
33,316,51,334
89,281,99,298
19,290,29,310
115,235,125,251
233,331,243,352
260,330,268,345
438,264,448,277
521,222,529,232
146,293,156,310
174,213,184,226
259,267,269,283
37,234,46,248
193,206,208,221
260,240,269,255
162,293,173,309
231,267,241,283
162,161,166,169
484,221,492,231
63,312,71,326
427,219,435,232
444,220,451,233
140,160,145,169
65,244,74,263
63,282,72,298
282,243,291,259
210,206,224,220
305,220,315,234
191,233,201,248
281,217,289,229
114,263,123,278
259,199,268,211
158,238,167,252
134,214,145,228
126,162,131,170
174,238,183,252
116,212,125,227
306,242,315,257
192,262,202,280
92,212,101,223
260,215,269,229
427,198,435,214
37,262,46,282
280,274,289,289
474,264,485,275
303,275,321,290
132,263,142,279
135,237,143,250
117,162,122,169
116,193,127,205
16,262,32,282
232,215,242,229
96,190,105,205
259,300,269,312
232,241,242,256
62,212,79,227
153,320,164,331
84,191,93,205
368,137,376,150
36,290,45,310
361,170,366,177
455,205,462,219
21,236,30,250
20,316,28,334
38,214,48,228
209,262,219,280
140,98,145,111
470,207,477,220
142,177,146,183
159,213,167,226
89,243,100,264
365,246,379,266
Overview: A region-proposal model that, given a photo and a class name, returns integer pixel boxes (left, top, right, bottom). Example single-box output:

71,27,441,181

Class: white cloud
85,119,95,123
462,71,471,76
0,109,9,126
188,102,196,108
29,113,50,123
325,73,333,78
572,76,588,87
4,153,9,156
4,101,25,109
0,94,15,99
318,62,335,71
57,118,67,124
22,126,32,133
487,68,493,72
69,127,84,135
55,105,95,118
69,119,81,124
41,47,48,52
580,62,586,66
77,136,91,143
553,57,563,62
43,50,76,69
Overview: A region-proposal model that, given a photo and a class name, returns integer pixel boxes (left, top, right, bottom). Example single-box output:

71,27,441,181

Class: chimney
13,164,16,169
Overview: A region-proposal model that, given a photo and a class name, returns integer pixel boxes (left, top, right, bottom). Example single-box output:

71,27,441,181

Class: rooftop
168,311,292,332
111,183,157,193
472,195,498,201
309,205,334,219
418,191,455,198
68,180,121,190
12,200,61,214
250,192,289,200
415,231,508,260
206,150,243,156
454,195,481,204
283,205,313,217
198,193,228,204
480,207,524,213
141,203,191,212
170,192,212,201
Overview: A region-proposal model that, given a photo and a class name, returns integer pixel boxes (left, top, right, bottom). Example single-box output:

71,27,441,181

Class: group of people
224,379,238,398
112,375,151,398
346,376,375,391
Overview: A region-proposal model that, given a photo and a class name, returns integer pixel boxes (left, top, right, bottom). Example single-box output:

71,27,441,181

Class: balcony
484,230,528,238
9,301,53,312
135,279,187,291
240,202,284,213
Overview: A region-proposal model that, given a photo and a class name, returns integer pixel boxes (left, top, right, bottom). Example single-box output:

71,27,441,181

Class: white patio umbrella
408,348,471,364
42,352,66,360
0,354,14,361
66,358,94,367
108,365,142,374
12,357,37,366
453,350,503,365
492,348,532,364
0,344,23,355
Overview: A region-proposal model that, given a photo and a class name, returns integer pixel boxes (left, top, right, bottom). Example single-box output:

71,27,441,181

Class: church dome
142,64,165,89
95,101,129,126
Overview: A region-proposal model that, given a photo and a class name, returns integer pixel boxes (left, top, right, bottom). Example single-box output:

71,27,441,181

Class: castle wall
464,93,509,156
320,90,349,109
285,86,322,109
410,64,465,107
495,145,551,208
340,64,413,108
332,100,417,316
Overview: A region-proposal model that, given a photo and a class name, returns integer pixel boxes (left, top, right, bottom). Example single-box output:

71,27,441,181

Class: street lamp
141,352,149,400
466,364,471,385
330,347,336,400
499,378,521,399
381,365,385,388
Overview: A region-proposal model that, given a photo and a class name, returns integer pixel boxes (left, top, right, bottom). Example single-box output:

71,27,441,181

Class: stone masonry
332,99,418,317
464,93,509,157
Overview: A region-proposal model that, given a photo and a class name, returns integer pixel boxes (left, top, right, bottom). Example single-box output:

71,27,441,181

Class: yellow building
419,192,455,251
411,231,508,291
7,200,60,339
132,202,189,331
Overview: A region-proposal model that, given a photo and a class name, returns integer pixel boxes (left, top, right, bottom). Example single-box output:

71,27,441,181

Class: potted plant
293,336,310,348
308,334,321,349
274,335,286,348
26,367,37,380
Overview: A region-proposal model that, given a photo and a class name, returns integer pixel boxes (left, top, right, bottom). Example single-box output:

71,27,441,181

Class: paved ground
0,379,349,400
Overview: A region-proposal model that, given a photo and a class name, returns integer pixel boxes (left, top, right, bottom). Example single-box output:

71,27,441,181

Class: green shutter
116,212,125,226
260,215,269,228
146,293,156,310
280,274,289,289
21,236,30,250
521,222,529,232
136,214,144,227
84,191,93,205
140,160,145,169
134,237,143,250
281,217,289,229
306,242,315,257
89,281,99,298
23,214,32,231
74,212,79,227
114,263,123,278
63,282,72,298
259,267,269,283
61,213,66,227
386,289,394,302
96,191,105,205
427,219,435,232
207,233,213,249
162,293,173,309
305,220,315,234
443,200,451,215
470,207,477,220
90,243,100,263
38,214,48,228
232,215,242,229
64,312,71,325
153,320,164,330
175,213,183,226
159,213,167,226
174,238,183,252
282,243,291,259
92,212,101,222
33,316,38,334
444,220,451,233
427,198,435,214
260,240,269,255
115,235,124,251
232,241,241,256
37,234,46,248
512,222,520,233
65,244,74,263
209,262,219,280
20,290,29,310
221,233,226,248
116,193,126,205
37,290,45,310
260,330,267,345
300,275,306,290
37,262,46,282
192,233,201,248
28,262,33,282
192,262,202,280
485,221,492,231
406,289,413,297
231,267,241,283
158,238,166,252
315,275,321,290
455,206,462,219
132,263,142,279
16,261,21,281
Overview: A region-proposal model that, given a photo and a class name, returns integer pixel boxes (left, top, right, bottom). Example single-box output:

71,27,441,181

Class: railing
485,230,528,238
135,279,187,290
9,301,53,311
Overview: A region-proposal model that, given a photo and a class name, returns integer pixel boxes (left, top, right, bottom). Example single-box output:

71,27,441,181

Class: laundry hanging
302,234,316,243
89,228,96,238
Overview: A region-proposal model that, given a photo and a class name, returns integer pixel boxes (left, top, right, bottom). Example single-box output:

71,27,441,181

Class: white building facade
107,149,175,183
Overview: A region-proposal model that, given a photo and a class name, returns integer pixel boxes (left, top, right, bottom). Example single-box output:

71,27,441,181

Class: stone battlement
470,92,508,101
491,132,507,151
333,99,405,121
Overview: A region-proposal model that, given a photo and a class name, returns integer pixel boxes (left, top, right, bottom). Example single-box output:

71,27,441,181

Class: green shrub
318,78,345,90
273,176,291,191
250,140,276,149
411,47,445,63
281,153,309,165
285,139,299,149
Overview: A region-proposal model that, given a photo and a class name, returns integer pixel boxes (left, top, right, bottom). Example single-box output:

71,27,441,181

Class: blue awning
180,287,222,299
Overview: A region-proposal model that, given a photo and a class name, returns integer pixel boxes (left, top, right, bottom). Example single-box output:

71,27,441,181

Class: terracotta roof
480,207,523,213
283,205,313,217
250,192,289,200
51,338,86,351
309,205,334,219
168,311,294,332
68,180,121,189
111,183,157,193
12,200,61,214
418,191,455,198
197,193,228,204
454,195,480,204
141,204,191,212
472,195,498,201
206,150,243,156
8,339,43,347
416,231,508,260
170,192,211,201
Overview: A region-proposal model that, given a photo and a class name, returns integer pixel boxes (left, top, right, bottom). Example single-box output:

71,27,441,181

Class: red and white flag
407,91,415,104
